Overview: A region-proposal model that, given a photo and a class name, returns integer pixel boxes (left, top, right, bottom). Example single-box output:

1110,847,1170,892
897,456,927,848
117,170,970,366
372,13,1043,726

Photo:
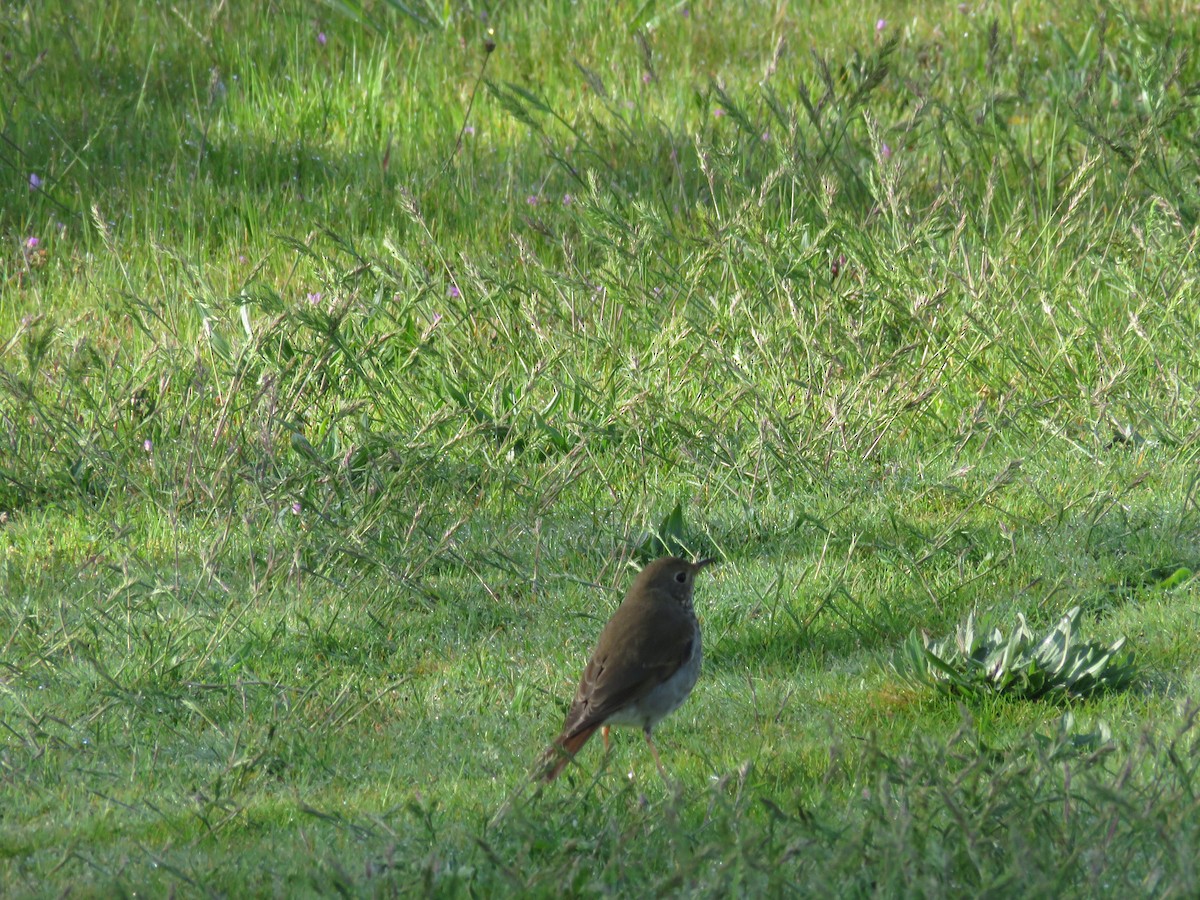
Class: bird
537,555,716,783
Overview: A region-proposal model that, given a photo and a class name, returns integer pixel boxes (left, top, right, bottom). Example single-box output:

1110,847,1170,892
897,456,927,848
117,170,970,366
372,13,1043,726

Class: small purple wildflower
24,237,39,250
681,7,690,16
526,194,540,206
642,72,652,84
306,292,323,305
876,18,887,31
448,284,461,298
144,438,153,453
880,142,892,161
317,31,327,46
562,193,573,206
713,108,726,118
292,501,302,515
29,173,42,190
463,124,475,136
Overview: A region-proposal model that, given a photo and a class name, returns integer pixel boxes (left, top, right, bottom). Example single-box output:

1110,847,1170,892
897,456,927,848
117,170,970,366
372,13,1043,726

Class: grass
3,0,1200,894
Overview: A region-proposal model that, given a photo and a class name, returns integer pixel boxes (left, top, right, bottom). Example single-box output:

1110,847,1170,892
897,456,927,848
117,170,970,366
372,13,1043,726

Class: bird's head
635,556,717,607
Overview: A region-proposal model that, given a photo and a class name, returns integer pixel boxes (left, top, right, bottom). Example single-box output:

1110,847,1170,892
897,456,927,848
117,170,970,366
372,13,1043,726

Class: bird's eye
674,570,687,583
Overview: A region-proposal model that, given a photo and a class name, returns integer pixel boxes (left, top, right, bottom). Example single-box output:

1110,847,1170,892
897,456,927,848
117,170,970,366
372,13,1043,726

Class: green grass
3,0,1200,894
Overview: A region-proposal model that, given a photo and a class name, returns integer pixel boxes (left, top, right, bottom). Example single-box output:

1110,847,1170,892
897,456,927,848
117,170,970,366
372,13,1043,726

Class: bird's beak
692,557,718,572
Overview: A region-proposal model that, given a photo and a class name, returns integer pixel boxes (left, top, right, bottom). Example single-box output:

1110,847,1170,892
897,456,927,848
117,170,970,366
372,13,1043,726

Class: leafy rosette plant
896,607,1136,700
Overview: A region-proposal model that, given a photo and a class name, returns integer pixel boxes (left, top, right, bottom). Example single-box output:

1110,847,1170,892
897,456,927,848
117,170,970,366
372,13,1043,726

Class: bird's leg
643,728,668,780
602,725,611,753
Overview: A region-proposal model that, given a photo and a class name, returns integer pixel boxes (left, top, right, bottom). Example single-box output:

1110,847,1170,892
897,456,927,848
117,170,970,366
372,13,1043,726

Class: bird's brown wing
557,601,695,741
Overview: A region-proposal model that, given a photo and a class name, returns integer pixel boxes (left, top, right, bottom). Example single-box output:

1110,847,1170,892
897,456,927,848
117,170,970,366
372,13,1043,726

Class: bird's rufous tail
536,725,598,782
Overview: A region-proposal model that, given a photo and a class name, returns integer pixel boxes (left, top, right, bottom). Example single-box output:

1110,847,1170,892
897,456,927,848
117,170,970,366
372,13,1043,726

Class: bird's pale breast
603,629,702,730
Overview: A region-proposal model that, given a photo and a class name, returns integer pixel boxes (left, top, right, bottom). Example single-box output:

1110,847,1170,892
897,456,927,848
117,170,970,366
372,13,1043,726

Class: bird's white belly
604,640,702,730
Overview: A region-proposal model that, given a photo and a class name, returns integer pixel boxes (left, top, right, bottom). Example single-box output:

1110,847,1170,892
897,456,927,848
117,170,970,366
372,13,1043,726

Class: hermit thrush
537,555,716,782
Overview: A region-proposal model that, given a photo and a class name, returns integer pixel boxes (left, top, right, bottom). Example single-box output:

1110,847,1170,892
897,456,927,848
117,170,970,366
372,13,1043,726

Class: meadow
3,0,1200,894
